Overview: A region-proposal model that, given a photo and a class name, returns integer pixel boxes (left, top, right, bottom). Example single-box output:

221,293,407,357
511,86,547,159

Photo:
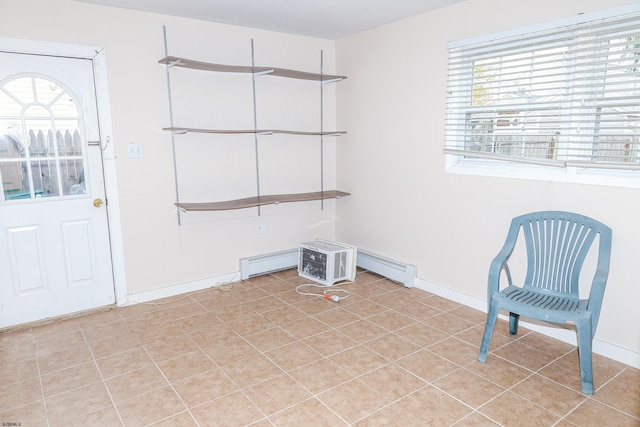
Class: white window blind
444,6,640,171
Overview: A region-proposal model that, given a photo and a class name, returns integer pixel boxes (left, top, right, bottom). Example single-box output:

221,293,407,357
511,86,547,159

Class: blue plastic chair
477,211,612,394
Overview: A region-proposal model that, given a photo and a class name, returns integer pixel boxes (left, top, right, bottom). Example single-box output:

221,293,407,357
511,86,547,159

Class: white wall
336,0,640,361
0,0,341,295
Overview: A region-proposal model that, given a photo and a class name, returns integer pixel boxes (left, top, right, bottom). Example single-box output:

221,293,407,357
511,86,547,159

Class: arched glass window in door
0,75,86,201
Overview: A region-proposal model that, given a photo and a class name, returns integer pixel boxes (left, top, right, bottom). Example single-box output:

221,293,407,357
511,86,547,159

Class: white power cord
295,280,355,302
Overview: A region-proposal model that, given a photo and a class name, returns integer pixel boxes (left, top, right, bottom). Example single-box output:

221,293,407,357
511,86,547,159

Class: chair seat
497,286,588,323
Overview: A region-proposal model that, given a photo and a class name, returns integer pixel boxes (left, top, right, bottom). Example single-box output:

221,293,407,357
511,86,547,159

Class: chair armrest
487,220,521,305
586,232,612,333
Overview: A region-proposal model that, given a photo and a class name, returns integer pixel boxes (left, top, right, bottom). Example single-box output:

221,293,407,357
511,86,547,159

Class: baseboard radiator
239,247,417,288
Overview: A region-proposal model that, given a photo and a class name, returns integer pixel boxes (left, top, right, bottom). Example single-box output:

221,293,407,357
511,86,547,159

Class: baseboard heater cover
239,249,298,280
239,247,417,287
356,249,417,288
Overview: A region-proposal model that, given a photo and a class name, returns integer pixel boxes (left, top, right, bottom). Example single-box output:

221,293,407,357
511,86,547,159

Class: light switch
127,143,144,158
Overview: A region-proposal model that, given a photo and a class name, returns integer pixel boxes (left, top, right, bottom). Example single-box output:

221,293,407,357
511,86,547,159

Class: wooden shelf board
163,127,346,136
159,56,346,82
176,190,350,211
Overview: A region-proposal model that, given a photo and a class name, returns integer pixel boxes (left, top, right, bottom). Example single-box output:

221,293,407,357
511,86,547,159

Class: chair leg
478,300,500,363
576,319,594,395
509,312,520,335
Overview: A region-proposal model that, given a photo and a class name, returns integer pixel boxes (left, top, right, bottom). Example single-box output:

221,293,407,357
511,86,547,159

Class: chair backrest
513,211,612,297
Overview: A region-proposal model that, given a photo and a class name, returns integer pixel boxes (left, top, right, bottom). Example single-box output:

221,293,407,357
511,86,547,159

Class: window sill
445,157,640,189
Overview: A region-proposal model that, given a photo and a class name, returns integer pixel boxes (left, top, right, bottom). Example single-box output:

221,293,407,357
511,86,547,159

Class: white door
0,52,115,328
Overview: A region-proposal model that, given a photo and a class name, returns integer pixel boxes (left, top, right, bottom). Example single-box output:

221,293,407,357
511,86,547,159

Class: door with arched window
0,52,115,327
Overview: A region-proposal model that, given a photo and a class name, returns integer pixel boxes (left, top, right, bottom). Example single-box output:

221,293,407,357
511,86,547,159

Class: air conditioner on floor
298,240,357,286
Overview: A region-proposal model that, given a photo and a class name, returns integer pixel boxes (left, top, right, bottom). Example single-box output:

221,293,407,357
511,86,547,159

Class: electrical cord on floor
295,278,356,302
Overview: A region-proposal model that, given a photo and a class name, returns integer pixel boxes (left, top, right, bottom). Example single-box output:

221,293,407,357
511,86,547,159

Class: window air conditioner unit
298,239,357,286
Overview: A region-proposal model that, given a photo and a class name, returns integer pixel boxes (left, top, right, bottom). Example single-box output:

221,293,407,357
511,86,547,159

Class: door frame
0,37,128,306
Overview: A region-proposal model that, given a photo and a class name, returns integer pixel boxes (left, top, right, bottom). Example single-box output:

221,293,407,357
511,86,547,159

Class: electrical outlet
127,143,144,158
259,223,266,234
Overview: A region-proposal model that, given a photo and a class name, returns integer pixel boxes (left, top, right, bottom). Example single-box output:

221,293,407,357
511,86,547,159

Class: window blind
444,6,640,171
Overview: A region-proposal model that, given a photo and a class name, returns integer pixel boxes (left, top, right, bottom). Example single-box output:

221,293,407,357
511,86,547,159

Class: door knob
93,198,104,208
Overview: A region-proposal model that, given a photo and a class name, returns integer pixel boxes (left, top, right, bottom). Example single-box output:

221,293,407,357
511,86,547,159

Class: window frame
444,4,640,188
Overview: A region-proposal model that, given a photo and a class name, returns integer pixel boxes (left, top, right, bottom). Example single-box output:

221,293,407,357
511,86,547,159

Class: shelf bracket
254,69,274,77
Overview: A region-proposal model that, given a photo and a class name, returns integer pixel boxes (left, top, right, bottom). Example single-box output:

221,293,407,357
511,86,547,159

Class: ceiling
73,0,466,39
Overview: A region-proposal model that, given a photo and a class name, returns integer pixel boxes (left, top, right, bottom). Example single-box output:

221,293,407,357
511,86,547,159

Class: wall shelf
163,127,346,137
176,190,351,211
159,55,347,82
161,31,349,220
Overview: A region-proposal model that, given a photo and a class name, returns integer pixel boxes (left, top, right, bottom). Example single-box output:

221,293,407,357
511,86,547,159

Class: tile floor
1,269,638,426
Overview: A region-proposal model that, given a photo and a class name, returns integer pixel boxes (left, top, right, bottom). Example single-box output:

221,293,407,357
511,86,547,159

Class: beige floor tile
243,326,296,352
178,310,223,333
433,368,505,409
395,300,443,321
261,305,308,325
105,365,168,402
425,312,477,335
228,314,276,336
268,397,349,426
328,345,389,377
493,338,561,372
317,379,391,424
422,294,462,311
0,357,39,385
562,398,639,427
45,381,112,425
429,336,480,366
157,349,217,383
364,310,416,332
304,329,358,357
62,405,123,427
41,361,102,397
172,369,238,408
34,329,86,356
395,321,450,347
396,349,459,382
289,358,355,395
88,331,141,359
0,377,42,411
246,374,312,416
337,319,388,343
190,391,265,427
510,374,587,417
37,342,93,374
264,340,323,371
79,318,132,342
242,294,288,313
344,299,388,318
200,333,260,366
593,369,640,419
354,403,424,426
221,353,283,389
279,316,330,339
214,303,259,323
452,411,501,426
95,346,154,379
313,307,362,328
538,350,626,393
359,364,427,400
464,356,532,389
147,411,198,426
0,400,47,427
144,333,198,362
479,391,560,427
116,386,186,427
397,386,473,425
364,333,420,362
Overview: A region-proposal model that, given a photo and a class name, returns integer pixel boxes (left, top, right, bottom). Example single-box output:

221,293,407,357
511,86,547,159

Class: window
0,75,86,201
444,5,640,185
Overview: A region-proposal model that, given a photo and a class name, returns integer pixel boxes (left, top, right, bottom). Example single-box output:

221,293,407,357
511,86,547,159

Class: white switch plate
127,143,144,158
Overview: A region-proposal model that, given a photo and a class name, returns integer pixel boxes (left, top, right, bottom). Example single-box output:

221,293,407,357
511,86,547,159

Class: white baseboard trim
415,277,640,369
121,272,240,306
